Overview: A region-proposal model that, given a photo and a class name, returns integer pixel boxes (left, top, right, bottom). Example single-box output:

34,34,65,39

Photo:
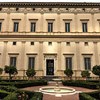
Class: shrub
0,68,3,75
3,92,18,100
92,65,100,81
62,80,98,89
26,68,36,80
79,93,96,100
0,90,9,99
64,69,73,80
4,65,18,80
81,70,90,80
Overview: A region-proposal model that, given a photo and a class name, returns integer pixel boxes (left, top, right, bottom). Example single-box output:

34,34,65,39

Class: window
48,42,52,46
84,42,88,46
65,23,70,32
13,42,16,45
10,57,17,67
65,57,72,69
31,22,36,32
48,23,53,32
28,57,35,69
31,42,34,45
82,23,87,32
66,42,70,46
84,57,91,70
13,22,19,32
0,22,2,32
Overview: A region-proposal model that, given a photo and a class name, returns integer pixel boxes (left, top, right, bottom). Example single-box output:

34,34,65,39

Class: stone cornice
0,2,100,8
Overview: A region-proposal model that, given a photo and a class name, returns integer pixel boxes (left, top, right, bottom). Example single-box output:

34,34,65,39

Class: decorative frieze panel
0,7,100,14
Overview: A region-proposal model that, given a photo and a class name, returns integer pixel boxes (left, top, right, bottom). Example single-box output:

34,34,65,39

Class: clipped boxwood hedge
79,91,100,100
0,90,9,99
3,92,18,100
62,80,99,89
0,85,43,100
79,93,96,100
0,79,47,88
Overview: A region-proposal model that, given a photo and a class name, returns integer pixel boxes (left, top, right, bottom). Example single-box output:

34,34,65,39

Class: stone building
0,2,100,78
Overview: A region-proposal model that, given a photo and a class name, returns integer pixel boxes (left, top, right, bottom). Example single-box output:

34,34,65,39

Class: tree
26,68,36,80
64,69,73,80
92,65,100,81
0,68,3,75
4,65,18,80
81,70,90,80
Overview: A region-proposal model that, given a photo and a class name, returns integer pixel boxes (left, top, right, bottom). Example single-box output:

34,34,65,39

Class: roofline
0,2,100,8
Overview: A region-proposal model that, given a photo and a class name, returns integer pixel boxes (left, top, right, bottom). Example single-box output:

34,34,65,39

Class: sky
0,0,100,2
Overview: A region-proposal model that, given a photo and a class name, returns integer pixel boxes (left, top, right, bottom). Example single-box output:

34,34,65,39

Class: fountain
39,78,79,97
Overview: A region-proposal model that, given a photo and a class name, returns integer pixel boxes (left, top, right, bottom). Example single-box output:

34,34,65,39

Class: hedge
62,80,99,89
79,91,100,100
0,90,9,99
0,86,43,100
79,93,96,100
0,79,47,88
3,92,18,100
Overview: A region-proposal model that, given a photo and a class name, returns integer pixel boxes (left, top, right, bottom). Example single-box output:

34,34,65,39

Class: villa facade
0,2,100,77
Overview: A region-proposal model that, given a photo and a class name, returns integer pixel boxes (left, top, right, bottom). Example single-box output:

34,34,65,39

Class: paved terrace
21,82,96,100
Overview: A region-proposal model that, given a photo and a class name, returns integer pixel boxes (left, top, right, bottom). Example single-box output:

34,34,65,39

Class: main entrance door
46,59,54,75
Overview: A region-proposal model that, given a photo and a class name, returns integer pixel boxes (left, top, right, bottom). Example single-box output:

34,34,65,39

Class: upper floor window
84,42,88,46
31,22,36,32
13,22,19,32
28,57,35,69
13,42,17,45
30,42,34,45
65,57,72,69
10,57,17,67
0,22,2,32
48,23,53,32
84,57,91,70
66,42,70,46
82,23,87,32
65,23,70,32
48,42,52,46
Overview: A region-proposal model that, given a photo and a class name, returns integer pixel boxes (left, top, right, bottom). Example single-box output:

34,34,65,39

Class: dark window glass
65,23,70,32
48,23,53,32
84,57,91,70
84,42,88,46
66,57,72,69
13,22,19,32
13,42,16,45
31,42,34,45
82,23,87,32
10,57,16,67
31,22,36,32
48,42,52,46
28,57,35,69
66,42,70,46
0,22,2,32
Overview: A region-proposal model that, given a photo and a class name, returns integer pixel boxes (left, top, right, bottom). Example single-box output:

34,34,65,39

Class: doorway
46,59,54,75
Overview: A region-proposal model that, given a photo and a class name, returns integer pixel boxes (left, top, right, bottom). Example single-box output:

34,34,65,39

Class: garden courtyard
22,81,97,100
0,65,100,100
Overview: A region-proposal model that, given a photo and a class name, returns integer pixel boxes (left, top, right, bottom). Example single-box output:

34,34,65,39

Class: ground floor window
28,57,35,69
10,57,17,67
84,57,91,70
65,57,72,69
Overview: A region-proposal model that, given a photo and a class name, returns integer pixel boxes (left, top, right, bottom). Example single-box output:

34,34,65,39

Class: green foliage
26,68,36,79
64,69,73,79
81,70,90,78
4,65,18,80
0,90,9,99
92,65,100,77
62,80,99,89
3,92,18,100
0,79,47,88
79,93,96,100
0,68,3,75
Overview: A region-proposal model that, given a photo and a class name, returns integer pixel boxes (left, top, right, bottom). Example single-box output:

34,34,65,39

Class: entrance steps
42,76,59,81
